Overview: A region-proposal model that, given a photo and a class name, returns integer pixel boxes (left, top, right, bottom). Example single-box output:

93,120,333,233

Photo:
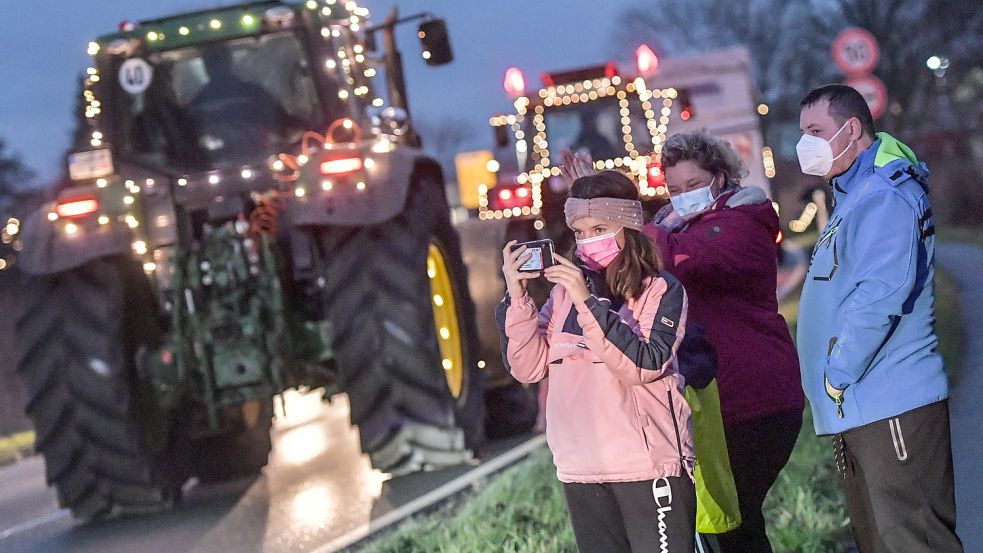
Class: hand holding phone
502,239,554,298
510,239,555,272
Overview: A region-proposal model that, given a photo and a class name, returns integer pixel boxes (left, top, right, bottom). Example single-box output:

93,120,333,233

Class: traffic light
418,18,452,66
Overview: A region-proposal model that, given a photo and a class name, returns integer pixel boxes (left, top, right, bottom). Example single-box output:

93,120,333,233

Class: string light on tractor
479,68,676,219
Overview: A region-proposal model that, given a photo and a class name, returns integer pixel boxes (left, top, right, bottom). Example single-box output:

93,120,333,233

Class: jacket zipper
666,389,685,470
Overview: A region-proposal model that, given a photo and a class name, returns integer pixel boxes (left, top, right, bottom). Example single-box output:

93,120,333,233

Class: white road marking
0,509,70,541
314,434,548,552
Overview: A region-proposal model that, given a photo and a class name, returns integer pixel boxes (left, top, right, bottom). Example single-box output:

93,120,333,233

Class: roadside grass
763,407,851,552
935,268,964,385
0,430,35,467
936,225,983,248
355,448,576,553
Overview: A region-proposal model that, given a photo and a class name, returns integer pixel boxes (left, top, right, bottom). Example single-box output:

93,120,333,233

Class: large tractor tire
191,400,273,483
15,256,186,520
316,170,485,475
480,219,546,440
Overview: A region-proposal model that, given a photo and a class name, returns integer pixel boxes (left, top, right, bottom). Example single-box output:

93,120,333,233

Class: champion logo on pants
652,477,673,553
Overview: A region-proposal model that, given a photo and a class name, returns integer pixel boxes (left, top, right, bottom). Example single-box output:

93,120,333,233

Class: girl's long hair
569,171,663,300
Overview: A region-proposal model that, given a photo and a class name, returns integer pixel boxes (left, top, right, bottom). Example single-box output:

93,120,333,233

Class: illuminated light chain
478,80,678,217
762,146,777,178
789,202,819,232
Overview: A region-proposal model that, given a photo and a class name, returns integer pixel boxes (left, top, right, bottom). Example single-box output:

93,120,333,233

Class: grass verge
763,407,850,552
0,430,35,467
355,448,575,552
935,267,964,385
936,225,983,248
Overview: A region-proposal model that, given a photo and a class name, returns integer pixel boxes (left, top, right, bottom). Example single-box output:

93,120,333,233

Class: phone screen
519,248,544,271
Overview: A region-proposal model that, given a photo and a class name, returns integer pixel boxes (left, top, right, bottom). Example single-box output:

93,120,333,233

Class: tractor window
114,32,336,172
542,98,649,162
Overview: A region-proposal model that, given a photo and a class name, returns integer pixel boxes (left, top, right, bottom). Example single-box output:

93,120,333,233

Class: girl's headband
564,197,644,231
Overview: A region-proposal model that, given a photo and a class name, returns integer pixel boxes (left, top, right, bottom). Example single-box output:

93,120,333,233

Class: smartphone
510,239,555,273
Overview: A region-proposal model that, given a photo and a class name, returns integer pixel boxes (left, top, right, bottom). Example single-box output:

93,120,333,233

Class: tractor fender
17,204,132,276
286,145,444,227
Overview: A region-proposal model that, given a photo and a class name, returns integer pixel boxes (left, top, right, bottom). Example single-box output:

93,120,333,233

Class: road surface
0,390,538,553
936,242,983,552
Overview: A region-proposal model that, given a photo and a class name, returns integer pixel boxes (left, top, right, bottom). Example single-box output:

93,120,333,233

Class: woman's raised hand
558,149,597,190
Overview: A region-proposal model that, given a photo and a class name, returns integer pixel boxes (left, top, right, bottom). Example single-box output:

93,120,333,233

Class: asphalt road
936,243,983,552
0,390,535,553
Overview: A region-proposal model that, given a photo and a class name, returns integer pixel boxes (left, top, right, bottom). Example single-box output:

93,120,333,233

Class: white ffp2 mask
796,120,855,177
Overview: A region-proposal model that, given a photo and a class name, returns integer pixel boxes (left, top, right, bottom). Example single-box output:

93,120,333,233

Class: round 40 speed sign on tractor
832,27,880,75
846,74,888,119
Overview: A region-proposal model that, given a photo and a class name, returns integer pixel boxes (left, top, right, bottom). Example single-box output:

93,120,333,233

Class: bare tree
415,116,479,181
614,0,983,143
0,138,34,199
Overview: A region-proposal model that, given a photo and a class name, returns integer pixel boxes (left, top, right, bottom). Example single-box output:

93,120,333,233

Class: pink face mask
575,228,623,270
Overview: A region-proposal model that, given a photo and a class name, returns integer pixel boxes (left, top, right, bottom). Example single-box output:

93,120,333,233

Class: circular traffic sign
832,27,880,75
118,58,153,95
845,74,888,119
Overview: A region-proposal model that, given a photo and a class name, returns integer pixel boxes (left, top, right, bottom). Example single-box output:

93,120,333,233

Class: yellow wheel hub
427,242,464,399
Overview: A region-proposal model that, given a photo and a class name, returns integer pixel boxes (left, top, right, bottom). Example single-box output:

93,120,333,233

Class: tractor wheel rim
427,242,464,400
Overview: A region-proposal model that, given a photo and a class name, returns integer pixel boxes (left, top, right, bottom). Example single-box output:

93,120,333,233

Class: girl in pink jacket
498,171,696,553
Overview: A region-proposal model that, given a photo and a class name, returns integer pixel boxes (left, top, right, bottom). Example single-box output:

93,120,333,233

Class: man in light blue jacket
796,84,962,553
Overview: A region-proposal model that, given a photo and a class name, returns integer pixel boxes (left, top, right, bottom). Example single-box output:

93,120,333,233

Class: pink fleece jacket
499,273,695,484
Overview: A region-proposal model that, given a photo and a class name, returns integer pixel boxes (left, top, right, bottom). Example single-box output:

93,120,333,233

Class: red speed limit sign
832,27,880,75
846,74,888,119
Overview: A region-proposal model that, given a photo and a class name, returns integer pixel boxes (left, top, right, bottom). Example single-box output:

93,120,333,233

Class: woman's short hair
661,132,748,186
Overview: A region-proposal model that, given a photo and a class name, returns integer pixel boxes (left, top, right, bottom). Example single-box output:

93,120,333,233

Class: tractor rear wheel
15,256,185,520
316,171,485,475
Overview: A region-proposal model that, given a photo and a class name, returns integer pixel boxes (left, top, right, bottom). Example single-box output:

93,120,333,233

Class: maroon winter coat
643,187,803,426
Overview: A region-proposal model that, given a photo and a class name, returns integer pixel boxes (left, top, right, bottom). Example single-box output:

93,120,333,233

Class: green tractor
15,1,531,521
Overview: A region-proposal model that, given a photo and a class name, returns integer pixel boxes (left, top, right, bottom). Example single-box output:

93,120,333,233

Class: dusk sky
0,0,643,186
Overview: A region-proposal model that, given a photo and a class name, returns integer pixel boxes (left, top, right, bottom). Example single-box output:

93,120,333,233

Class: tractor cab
54,0,451,287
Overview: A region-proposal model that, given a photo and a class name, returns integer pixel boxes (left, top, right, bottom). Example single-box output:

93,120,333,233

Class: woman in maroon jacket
641,133,803,553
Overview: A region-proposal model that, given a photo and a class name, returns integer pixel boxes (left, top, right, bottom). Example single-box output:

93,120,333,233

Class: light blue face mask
670,176,716,217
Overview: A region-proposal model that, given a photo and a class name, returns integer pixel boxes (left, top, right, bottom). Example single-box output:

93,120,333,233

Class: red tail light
56,197,99,218
319,156,363,176
498,189,513,201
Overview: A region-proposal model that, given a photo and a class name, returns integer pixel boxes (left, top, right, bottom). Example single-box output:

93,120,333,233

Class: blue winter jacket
797,133,947,435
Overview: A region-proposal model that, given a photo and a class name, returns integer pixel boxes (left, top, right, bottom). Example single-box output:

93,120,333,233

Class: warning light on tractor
56,198,100,219
504,67,525,99
636,44,659,77
320,156,364,176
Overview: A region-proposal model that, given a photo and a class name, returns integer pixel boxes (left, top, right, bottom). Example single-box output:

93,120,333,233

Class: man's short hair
800,84,876,138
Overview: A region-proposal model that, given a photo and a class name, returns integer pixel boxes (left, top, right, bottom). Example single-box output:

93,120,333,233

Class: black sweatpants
716,409,803,553
563,476,696,553
835,400,963,553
